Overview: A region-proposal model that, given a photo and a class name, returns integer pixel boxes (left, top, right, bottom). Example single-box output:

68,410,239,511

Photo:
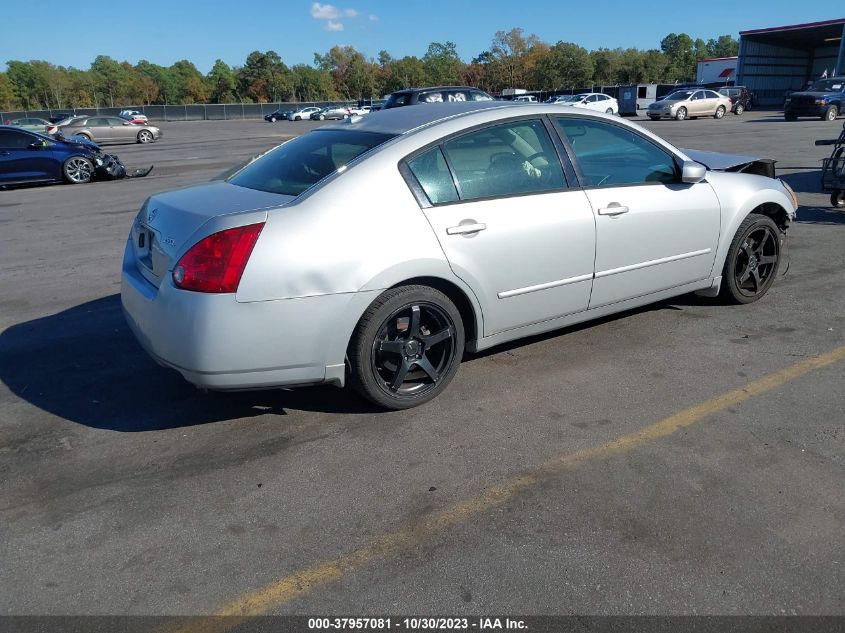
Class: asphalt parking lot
1,110,844,618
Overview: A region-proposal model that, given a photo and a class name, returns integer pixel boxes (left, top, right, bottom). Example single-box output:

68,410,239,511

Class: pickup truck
784,77,844,121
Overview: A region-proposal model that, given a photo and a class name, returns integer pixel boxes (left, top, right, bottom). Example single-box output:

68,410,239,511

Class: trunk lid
131,181,294,288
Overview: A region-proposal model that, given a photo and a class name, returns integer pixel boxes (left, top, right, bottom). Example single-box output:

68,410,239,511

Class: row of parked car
264,104,375,122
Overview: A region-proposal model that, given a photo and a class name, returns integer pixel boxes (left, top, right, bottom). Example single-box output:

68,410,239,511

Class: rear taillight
172,222,264,293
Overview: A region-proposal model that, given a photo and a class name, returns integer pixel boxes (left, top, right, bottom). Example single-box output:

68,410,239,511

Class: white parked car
119,110,149,123
349,105,372,116
122,102,797,409
553,93,619,114
513,95,538,102
286,107,322,121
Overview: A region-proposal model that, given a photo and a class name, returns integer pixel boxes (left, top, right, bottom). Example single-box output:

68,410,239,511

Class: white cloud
311,3,341,19
343,8,358,17
368,13,378,21
326,20,344,31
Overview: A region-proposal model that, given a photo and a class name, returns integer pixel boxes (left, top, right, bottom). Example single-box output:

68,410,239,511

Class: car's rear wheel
720,213,781,304
823,105,839,121
137,129,154,144
605,107,614,114
270,116,276,122
675,107,687,121
75,133,91,141
734,103,745,115
714,105,726,119
63,156,93,184
785,113,797,121
349,285,464,410
831,190,845,208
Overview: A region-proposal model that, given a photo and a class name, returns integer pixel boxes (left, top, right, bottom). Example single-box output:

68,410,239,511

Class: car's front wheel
349,285,465,410
734,103,745,115
832,190,845,208
270,116,276,122
63,156,93,184
137,129,154,144
675,107,687,121
720,213,781,304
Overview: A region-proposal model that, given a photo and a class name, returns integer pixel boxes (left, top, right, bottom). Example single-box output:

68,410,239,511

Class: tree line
0,29,738,111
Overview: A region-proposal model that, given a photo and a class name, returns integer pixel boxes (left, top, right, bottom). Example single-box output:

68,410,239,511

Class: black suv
785,78,844,121
718,86,753,115
383,86,493,109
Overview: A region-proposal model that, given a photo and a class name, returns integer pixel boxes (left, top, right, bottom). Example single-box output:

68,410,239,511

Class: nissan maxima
122,101,797,409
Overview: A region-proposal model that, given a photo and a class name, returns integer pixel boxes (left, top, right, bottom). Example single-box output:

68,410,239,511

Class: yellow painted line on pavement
170,344,845,632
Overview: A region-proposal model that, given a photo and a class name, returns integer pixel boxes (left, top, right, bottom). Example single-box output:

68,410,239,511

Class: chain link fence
1,101,361,123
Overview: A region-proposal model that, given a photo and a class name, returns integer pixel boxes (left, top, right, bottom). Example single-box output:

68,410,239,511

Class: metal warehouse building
736,18,845,105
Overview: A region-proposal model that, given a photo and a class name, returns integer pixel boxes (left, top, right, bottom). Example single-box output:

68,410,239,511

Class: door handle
446,222,487,235
598,204,629,216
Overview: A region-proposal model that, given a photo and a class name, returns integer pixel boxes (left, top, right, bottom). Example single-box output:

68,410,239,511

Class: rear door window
407,147,459,204
442,119,567,200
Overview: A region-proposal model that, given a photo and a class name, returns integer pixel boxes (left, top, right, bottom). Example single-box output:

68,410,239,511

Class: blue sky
1,3,839,73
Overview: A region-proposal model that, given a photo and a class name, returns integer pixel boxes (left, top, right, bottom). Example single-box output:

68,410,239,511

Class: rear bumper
120,239,372,390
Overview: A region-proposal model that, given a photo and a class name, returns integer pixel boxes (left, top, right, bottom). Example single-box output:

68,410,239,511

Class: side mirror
28,141,46,150
681,161,707,184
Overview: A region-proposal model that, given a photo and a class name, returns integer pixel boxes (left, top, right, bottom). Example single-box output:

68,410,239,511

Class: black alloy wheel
832,190,845,208
349,285,464,409
721,213,781,304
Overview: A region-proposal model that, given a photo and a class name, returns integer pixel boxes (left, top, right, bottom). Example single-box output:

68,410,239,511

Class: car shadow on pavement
794,205,845,224
0,295,379,432
780,170,823,194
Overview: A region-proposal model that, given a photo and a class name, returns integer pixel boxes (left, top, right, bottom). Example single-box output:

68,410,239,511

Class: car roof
392,86,480,95
320,100,638,136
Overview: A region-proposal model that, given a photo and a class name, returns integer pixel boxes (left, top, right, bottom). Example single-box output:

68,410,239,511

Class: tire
823,105,838,121
720,213,781,304
63,156,93,184
319,114,325,120
75,133,91,141
294,116,301,121
714,105,726,119
675,107,687,121
648,116,659,121
270,116,276,122
734,103,745,115
605,107,614,114
785,113,797,121
831,190,845,208
137,129,154,144
348,285,465,410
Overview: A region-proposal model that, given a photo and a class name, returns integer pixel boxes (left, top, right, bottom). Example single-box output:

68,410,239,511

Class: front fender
706,171,795,278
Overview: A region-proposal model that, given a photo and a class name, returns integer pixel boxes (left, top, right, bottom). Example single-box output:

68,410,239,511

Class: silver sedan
56,115,161,144
647,89,733,121
122,102,797,409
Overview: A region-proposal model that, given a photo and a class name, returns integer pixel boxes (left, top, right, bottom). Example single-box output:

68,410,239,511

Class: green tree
90,55,129,107
291,64,336,101
537,42,593,89
706,35,739,58
660,33,697,81
170,60,209,103
489,28,541,89
422,41,462,86
0,73,19,110
384,56,426,93
315,46,377,99
207,59,237,103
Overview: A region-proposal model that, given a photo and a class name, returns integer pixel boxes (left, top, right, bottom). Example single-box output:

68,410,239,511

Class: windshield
228,129,395,196
665,90,695,100
810,79,844,92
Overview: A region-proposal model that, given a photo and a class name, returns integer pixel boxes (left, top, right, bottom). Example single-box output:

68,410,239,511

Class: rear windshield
810,79,844,92
384,93,411,109
228,129,395,196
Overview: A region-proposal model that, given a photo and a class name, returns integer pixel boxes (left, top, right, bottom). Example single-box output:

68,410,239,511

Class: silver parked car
55,115,161,144
122,102,797,409
647,89,733,121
